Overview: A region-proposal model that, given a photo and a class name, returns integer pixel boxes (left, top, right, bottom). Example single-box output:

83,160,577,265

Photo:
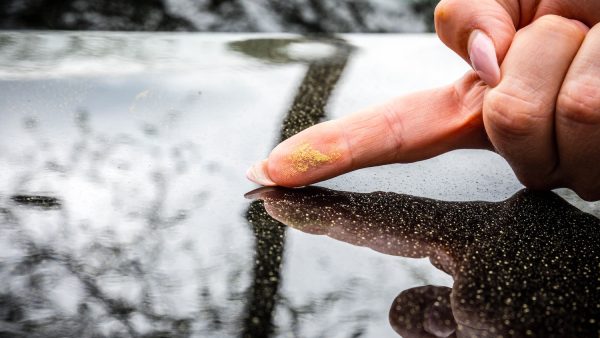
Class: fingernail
246,159,277,186
468,30,501,87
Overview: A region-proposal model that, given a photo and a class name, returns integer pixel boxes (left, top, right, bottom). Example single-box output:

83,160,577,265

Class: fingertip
246,159,277,186
434,0,516,70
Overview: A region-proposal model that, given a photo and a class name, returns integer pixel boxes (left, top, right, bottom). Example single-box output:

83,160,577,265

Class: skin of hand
246,186,600,337
246,1,600,201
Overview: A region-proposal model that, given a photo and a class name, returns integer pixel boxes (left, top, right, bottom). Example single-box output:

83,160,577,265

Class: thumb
434,0,517,86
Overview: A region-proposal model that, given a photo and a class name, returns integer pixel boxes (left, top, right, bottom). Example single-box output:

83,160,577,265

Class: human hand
246,186,600,337
246,1,600,201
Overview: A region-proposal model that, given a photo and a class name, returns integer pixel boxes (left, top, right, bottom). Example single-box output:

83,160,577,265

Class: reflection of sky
0,32,598,337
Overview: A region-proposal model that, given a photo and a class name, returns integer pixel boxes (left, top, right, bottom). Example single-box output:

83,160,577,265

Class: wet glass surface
0,32,599,337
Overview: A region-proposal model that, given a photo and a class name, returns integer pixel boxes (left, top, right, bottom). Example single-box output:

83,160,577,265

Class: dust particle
289,143,340,173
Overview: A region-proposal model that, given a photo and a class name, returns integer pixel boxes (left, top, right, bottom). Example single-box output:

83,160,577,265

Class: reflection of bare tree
0,109,246,337
0,0,434,33
0,0,194,31
231,37,353,337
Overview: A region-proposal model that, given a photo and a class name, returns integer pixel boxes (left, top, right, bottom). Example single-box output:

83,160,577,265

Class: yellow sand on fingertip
288,143,340,174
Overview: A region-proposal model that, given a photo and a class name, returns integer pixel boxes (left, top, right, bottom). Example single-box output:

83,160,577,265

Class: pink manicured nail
246,159,277,186
468,30,501,87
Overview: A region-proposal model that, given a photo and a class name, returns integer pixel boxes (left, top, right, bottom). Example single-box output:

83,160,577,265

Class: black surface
252,186,600,337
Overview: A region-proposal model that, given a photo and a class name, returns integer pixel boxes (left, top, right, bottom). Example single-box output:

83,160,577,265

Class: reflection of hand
247,186,600,337
247,2,600,201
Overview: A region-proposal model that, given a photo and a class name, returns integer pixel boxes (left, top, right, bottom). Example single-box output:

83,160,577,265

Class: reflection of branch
3,180,196,337
0,110,223,337
275,287,369,338
0,293,27,337
5,222,135,336
61,252,137,336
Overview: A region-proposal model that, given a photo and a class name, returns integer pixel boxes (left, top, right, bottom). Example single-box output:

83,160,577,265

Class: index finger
247,72,489,187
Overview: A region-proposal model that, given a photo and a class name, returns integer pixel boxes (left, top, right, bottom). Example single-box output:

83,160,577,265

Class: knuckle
534,14,586,37
535,14,568,27
557,81,600,125
484,88,546,138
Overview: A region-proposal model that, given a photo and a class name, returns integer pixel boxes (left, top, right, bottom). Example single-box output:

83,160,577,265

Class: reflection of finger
483,15,587,189
389,286,455,338
260,188,433,258
252,72,488,187
255,187,482,274
556,24,600,200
